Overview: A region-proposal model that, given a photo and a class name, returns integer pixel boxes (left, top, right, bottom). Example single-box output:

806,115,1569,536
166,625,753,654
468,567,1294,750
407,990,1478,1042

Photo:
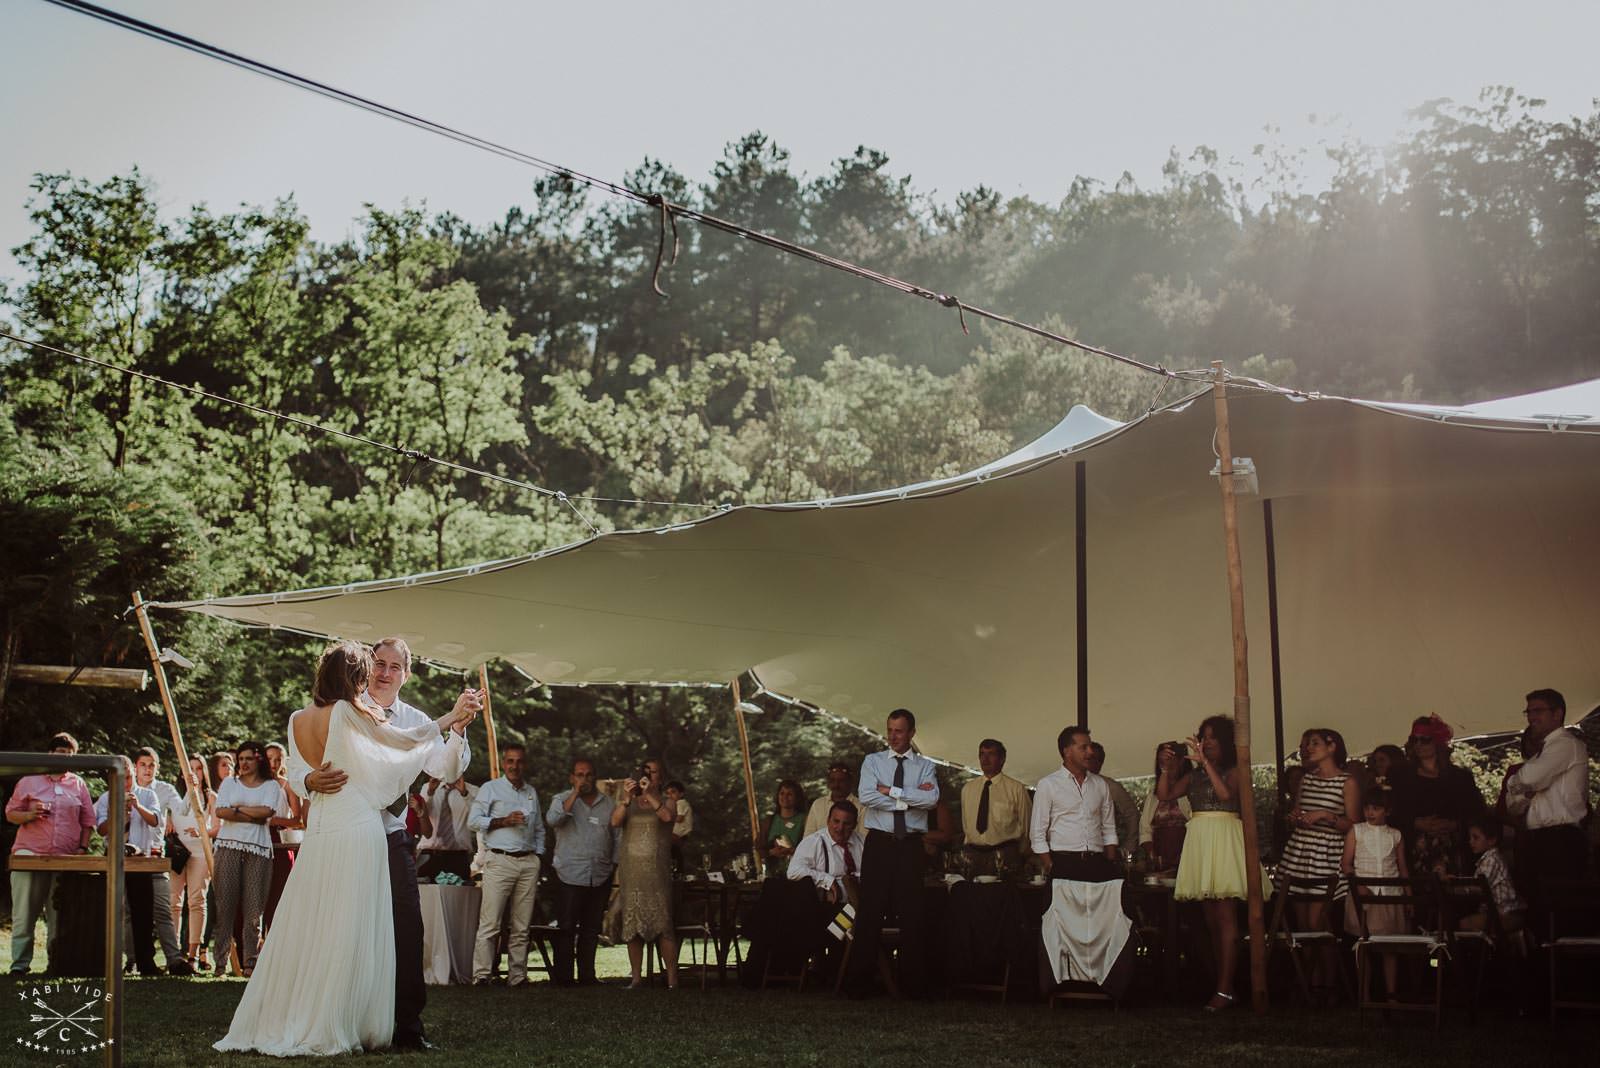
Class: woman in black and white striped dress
1277,729,1361,923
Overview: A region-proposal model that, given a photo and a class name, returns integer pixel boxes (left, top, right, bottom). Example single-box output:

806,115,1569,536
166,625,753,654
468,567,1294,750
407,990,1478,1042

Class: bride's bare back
291,705,333,769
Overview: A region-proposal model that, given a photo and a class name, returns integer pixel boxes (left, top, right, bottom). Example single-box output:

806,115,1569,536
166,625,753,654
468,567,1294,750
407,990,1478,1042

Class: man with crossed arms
846,708,938,998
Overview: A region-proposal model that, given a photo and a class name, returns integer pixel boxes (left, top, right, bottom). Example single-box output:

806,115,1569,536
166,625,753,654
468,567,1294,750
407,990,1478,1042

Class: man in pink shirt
6,733,96,974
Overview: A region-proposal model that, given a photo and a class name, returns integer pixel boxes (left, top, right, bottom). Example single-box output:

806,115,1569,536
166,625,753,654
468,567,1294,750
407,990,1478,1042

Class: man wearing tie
959,738,1032,875
846,708,939,997
789,801,866,904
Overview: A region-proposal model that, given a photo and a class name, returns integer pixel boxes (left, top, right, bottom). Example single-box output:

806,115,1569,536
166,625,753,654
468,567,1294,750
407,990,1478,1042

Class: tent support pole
479,664,500,779
730,678,762,873
1264,499,1287,798
1209,364,1269,1014
1075,460,1089,729
131,591,240,977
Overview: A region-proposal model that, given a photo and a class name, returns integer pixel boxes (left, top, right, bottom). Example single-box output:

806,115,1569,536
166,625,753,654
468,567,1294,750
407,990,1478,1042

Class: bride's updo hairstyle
313,639,373,706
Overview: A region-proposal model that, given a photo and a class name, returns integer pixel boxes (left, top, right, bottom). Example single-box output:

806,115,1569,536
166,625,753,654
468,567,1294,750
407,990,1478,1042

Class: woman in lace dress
611,757,678,988
215,641,466,1056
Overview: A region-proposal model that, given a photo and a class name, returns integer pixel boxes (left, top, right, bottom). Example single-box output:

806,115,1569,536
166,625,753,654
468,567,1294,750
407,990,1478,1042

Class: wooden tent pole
730,678,762,874
479,664,499,779
130,591,240,976
1209,364,1269,1014
1075,460,1089,729
11,664,150,690
1263,499,1289,799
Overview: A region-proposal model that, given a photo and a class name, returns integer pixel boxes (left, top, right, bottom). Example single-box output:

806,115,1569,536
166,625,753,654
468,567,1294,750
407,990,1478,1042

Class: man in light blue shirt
467,743,543,985
545,757,617,986
846,708,939,997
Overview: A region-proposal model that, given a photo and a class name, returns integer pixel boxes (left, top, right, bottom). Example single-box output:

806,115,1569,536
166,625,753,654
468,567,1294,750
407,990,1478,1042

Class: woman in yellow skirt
1158,715,1261,1012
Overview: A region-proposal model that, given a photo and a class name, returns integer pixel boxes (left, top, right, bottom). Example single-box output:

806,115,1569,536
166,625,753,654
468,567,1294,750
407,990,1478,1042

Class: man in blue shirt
545,757,617,986
467,743,544,986
845,708,939,997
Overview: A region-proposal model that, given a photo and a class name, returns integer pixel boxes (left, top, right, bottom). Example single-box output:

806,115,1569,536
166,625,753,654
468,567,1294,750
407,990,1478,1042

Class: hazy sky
3,0,1597,283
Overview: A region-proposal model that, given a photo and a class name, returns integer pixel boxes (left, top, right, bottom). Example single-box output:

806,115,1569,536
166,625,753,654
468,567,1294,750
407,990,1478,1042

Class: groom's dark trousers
387,829,427,1046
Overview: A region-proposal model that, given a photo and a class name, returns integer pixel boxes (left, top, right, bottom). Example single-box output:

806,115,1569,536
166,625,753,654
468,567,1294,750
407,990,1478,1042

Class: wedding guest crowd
4,676,1591,1017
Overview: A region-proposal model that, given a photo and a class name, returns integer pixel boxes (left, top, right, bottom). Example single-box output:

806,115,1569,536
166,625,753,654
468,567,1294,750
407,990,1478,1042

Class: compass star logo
11,982,114,1057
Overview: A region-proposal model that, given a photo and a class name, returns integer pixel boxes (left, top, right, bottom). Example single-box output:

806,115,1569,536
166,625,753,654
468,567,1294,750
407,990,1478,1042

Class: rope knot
937,294,970,335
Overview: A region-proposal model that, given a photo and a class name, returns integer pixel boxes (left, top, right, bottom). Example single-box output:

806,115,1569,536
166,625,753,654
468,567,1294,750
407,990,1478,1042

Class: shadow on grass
4,971,1593,1068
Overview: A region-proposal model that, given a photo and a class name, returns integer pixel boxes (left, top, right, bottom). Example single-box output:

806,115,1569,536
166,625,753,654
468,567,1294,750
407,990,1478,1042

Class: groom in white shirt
287,637,477,1051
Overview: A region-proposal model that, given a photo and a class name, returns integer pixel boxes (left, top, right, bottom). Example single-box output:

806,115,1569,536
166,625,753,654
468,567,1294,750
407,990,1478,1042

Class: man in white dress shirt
1506,688,1590,934
416,775,479,881
133,747,194,975
96,754,163,975
789,800,867,904
1031,725,1119,880
1032,726,1132,996
846,708,939,997
285,637,476,1051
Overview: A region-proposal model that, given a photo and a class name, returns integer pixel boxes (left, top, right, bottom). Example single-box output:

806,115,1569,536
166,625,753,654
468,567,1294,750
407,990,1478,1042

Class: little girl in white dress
1341,787,1409,997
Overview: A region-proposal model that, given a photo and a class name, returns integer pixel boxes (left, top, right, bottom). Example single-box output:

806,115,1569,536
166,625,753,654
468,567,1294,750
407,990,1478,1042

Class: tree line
1,87,1595,862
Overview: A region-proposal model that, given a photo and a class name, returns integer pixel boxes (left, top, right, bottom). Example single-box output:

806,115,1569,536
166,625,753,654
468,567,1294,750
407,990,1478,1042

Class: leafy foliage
2,89,1597,862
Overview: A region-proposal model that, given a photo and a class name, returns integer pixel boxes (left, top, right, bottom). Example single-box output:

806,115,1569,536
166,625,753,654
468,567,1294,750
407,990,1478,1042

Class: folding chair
527,889,561,981
833,924,901,997
1351,875,1451,1029
1252,873,1349,1006
1543,880,1600,1021
727,883,764,969
673,880,718,989
1439,875,1501,1021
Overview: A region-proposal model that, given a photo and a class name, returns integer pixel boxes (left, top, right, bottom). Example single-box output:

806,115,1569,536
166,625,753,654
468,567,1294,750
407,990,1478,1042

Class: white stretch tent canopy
160,378,1600,782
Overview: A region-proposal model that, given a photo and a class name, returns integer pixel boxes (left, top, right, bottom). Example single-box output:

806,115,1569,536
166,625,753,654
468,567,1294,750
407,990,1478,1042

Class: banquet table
22,855,171,977
419,883,480,985
942,877,1052,998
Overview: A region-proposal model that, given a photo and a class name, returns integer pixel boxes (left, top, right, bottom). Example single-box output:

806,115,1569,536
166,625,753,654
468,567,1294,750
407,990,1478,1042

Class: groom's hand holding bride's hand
446,689,483,734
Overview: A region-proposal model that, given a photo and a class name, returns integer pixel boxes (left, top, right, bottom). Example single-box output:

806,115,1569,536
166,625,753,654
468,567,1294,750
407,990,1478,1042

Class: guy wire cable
40,0,1193,382
0,329,722,515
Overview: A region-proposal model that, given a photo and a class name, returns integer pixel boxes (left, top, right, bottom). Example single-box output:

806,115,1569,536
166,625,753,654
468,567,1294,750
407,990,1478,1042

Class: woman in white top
167,754,217,971
211,741,284,975
216,640,470,1056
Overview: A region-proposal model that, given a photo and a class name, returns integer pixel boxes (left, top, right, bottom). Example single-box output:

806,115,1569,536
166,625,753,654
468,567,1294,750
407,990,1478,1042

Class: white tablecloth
1041,879,1131,987
419,883,480,985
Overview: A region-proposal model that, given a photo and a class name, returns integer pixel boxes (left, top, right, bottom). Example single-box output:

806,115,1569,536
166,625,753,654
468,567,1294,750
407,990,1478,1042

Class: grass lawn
6,922,1595,1066
6,957,1597,1067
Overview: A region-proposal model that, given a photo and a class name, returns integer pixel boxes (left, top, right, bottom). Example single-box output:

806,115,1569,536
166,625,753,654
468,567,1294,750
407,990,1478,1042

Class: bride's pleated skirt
214,801,394,1056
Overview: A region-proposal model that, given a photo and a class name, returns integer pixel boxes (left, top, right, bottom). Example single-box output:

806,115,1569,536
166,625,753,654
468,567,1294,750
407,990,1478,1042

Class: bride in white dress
215,640,467,1056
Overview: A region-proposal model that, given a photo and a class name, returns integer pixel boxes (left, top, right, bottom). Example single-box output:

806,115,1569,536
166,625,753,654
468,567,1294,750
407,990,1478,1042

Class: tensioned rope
0,329,724,529
41,0,1206,384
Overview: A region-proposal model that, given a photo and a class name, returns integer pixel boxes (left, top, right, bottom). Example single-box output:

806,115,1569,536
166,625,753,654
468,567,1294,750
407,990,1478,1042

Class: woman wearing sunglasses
1395,715,1487,877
